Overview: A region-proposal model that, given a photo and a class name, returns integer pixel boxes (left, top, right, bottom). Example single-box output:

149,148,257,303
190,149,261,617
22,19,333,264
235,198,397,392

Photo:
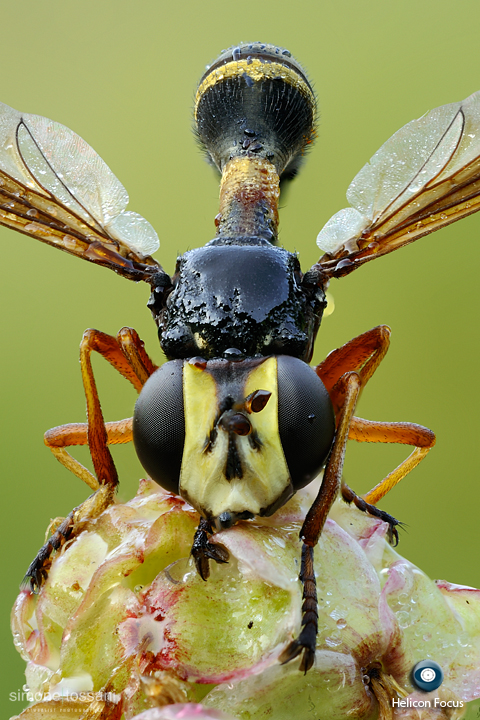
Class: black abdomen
195,42,317,179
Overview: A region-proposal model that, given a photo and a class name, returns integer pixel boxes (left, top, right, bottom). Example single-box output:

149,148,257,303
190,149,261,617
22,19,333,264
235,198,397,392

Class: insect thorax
156,237,326,362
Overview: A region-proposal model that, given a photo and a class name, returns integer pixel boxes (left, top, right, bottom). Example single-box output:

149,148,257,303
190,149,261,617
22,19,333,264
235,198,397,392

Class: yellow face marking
195,59,315,120
180,358,292,521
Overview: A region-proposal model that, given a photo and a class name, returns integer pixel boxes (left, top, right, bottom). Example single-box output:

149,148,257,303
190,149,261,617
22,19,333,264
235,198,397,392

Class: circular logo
420,668,436,682
412,661,444,692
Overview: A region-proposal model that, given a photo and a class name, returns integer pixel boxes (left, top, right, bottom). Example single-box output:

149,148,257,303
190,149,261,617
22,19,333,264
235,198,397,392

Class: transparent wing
316,90,480,278
0,101,162,282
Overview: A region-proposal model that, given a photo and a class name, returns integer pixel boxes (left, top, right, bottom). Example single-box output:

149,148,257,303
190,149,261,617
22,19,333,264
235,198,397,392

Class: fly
2,42,480,672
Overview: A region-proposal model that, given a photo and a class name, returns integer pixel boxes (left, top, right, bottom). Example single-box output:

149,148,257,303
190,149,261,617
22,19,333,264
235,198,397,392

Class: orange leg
24,327,156,592
44,419,134,491
79,327,157,487
317,326,435,509
44,326,156,489
280,370,362,672
281,326,435,672
316,325,391,398
349,417,436,504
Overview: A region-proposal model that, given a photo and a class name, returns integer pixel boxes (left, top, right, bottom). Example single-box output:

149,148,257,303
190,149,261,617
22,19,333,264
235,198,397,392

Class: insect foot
191,517,230,581
341,483,402,546
22,483,116,593
11,480,480,720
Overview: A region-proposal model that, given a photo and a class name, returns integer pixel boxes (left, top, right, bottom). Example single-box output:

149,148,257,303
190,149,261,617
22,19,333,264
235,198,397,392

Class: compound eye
277,356,335,490
133,359,185,493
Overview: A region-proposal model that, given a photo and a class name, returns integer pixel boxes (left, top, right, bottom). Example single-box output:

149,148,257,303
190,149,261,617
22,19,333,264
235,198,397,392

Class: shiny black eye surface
277,356,335,490
133,359,185,493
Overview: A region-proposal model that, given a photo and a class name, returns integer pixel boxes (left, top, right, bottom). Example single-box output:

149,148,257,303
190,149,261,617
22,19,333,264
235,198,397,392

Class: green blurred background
2,1,480,716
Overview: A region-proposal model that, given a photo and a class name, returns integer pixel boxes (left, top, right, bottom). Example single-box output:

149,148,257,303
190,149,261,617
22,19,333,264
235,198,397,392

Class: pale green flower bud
10,479,480,719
